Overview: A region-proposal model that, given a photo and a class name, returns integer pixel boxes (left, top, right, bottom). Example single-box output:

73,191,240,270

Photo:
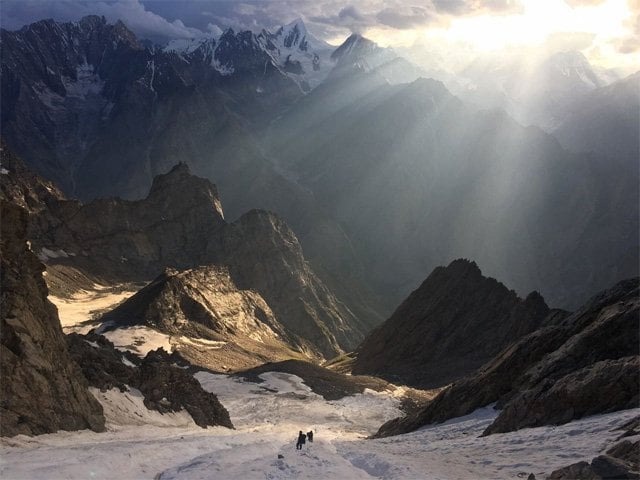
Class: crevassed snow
0,370,637,480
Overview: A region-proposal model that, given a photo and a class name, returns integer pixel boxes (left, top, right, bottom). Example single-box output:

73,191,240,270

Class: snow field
1,368,637,479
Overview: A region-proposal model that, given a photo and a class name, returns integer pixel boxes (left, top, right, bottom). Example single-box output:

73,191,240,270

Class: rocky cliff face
27,162,363,358
0,201,105,436
374,277,639,438
352,259,550,388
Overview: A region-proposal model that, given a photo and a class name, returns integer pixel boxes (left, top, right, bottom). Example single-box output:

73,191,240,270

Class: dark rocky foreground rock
352,259,551,388
67,333,233,429
0,201,105,436
373,277,639,438
10,158,365,358
237,359,391,401
548,439,639,479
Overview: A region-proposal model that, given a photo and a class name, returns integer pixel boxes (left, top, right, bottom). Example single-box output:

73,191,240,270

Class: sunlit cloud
0,0,637,71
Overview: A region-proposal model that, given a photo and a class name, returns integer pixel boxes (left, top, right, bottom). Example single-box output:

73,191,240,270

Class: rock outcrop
0,201,105,436
98,265,307,370
548,439,639,479
352,259,551,388
67,333,233,429
374,277,639,438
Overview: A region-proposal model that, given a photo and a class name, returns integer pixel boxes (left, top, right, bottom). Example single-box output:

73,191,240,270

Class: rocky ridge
373,277,639,438
352,259,551,388
98,265,306,370
20,160,364,359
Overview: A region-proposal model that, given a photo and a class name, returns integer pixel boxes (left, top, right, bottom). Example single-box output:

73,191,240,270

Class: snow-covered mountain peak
164,36,212,55
272,18,328,52
330,33,383,63
542,50,603,89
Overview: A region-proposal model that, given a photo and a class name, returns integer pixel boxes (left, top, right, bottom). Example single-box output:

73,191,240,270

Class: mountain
265,67,639,310
0,15,301,199
0,200,105,436
97,265,303,370
3,16,636,317
165,19,333,92
351,259,551,388
554,71,640,165
1,16,384,331
374,277,639,438
267,19,333,90
457,50,613,130
7,157,366,359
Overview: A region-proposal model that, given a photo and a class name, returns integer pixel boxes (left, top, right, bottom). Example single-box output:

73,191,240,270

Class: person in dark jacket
307,430,313,443
296,431,306,450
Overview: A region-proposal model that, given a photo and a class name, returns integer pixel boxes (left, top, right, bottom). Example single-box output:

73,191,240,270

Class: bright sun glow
362,0,638,71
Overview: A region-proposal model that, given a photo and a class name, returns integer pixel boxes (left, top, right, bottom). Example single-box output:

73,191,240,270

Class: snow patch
121,356,136,368
38,247,74,261
91,387,197,429
49,284,137,334
101,326,174,356
179,336,227,349
62,62,104,99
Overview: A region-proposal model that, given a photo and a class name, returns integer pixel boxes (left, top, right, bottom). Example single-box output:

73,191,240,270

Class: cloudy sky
1,0,638,71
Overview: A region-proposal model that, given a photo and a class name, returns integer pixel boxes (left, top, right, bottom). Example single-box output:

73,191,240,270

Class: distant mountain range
1,15,638,314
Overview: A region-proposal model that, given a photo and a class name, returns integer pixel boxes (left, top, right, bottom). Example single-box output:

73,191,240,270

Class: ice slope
1,367,637,479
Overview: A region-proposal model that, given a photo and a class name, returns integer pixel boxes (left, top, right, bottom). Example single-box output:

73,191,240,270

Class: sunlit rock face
373,277,639,438
0,202,105,437
352,259,551,389
97,265,306,370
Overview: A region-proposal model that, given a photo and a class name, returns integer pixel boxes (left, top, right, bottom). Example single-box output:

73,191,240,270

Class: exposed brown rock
353,259,550,388
98,265,307,370
0,201,105,436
